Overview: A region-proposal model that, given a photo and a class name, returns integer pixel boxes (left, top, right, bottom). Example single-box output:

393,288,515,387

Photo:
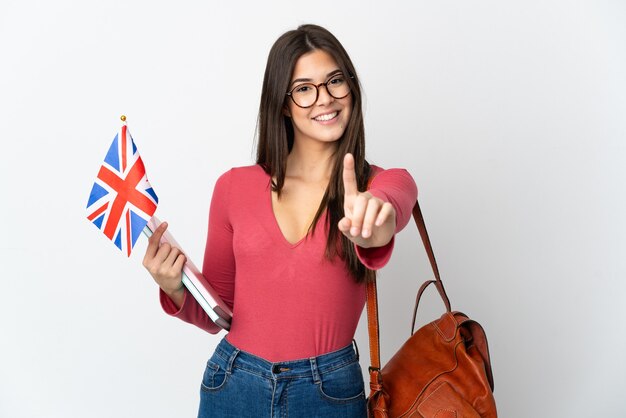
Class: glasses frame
285,74,354,109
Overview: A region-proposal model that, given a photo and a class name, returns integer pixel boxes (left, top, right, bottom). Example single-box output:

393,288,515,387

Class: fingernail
362,228,370,238
350,227,359,236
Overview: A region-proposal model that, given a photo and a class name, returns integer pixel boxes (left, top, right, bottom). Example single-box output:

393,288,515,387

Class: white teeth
314,111,338,121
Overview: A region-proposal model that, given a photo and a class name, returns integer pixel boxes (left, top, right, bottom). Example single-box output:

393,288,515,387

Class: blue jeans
198,337,367,418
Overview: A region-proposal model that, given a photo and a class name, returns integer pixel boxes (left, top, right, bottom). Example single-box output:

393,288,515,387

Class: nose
315,83,333,106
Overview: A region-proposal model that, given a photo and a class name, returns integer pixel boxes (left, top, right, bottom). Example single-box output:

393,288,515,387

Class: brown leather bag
366,201,497,417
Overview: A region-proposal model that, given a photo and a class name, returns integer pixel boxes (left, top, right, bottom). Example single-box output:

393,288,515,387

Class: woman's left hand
338,153,396,248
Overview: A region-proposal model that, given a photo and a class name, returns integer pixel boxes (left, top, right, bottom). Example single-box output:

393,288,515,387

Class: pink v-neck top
159,164,417,362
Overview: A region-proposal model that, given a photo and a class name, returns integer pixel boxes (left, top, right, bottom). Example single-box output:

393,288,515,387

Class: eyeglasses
286,74,352,108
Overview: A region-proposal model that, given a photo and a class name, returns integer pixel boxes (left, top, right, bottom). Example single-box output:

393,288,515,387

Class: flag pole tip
120,115,127,123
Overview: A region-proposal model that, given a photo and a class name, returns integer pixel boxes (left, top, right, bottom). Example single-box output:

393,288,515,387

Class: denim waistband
213,337,360,381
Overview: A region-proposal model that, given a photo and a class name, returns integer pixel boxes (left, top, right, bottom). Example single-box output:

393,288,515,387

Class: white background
1,1,625,417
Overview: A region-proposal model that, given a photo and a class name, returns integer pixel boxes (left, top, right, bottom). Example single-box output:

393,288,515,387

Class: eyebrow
290,69,343,87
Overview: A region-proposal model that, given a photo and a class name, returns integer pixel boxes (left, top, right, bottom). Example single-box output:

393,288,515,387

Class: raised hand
338,153,396,248
142,221,186,305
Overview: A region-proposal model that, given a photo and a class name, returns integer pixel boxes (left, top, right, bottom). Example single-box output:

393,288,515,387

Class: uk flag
86,125,158,256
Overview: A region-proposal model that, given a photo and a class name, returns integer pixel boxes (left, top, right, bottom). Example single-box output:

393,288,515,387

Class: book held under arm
143,216,233,331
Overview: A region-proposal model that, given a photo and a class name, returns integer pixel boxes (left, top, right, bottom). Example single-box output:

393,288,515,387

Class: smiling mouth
313,111,338,122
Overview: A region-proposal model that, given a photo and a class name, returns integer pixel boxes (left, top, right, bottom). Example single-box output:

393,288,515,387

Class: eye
328,75,345,85
294,84,313,94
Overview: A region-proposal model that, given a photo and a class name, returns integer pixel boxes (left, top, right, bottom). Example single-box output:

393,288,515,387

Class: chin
317,132,344,143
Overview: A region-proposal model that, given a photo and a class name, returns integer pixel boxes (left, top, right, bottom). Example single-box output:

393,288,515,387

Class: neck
286,140,338,183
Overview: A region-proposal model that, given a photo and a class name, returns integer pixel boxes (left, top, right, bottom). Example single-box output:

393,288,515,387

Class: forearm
368,168,417,233
354,167,417,269
159,286,222,334
163,286,186,310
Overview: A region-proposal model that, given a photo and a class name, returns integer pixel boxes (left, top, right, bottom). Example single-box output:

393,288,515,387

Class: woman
143,24,417,418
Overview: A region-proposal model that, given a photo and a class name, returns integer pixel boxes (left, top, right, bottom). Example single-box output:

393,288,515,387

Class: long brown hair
255,24,375,284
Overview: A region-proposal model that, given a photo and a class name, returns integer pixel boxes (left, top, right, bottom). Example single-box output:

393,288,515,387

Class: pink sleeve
159,169,236,334
355,167,417,270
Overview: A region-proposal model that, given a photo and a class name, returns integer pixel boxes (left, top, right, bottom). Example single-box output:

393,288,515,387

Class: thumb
342,153,358,197
146,221,167,258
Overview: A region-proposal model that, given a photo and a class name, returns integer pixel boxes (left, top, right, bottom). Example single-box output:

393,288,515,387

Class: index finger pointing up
342,153,358,197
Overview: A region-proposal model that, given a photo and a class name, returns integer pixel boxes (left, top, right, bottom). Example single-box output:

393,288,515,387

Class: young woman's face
285,49,352,147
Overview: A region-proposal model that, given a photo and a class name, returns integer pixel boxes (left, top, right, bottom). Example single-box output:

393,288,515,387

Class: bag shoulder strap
366,201,451,376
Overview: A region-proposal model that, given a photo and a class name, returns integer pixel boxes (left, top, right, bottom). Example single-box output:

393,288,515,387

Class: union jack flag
86,125,158,256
